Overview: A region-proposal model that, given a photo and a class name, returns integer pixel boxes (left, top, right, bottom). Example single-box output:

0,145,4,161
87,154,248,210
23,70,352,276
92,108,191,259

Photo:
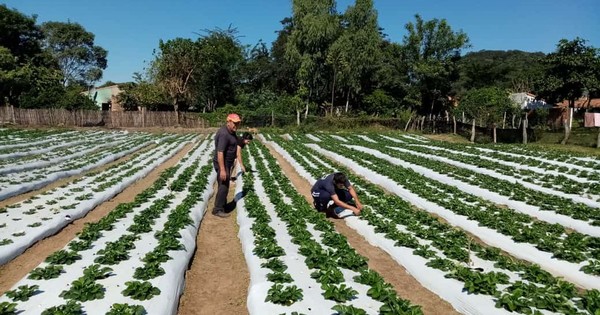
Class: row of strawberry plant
314,136,600,263
0,131,140,173
0,128,73,147
0,133,185,201
346,134,600,227
236,147,309,313
374,135,600,199
249,141,424,314
0,137,200,265
0,130,90,155
0,138,215,314
385,133,600,176
267,134,600,314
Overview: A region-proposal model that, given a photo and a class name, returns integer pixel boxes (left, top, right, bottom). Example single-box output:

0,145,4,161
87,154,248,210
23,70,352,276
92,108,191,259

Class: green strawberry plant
0,302,17,315
311,266,344,284
122,281,161,301
331,304,367,315
60,276,105,302
41,300,83,315
266,271,293,283
261,258,287,272
28,265,64,280
264,284,303,306
106,303,146,315
5,284,39,302
83,264,113,280
45,250,81,265
133,263,165,280
0,239,13,246
321,284,358,302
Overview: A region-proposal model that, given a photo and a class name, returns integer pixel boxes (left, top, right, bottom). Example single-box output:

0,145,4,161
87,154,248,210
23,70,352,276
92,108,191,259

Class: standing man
234,132,253,175
311,172,363,218
212,113,241,218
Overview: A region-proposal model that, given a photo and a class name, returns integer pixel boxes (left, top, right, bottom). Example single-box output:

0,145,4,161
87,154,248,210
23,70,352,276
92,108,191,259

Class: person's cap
227,113,241,123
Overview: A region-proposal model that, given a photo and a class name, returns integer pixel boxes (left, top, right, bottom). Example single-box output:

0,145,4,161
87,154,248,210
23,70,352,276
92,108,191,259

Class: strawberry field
0,128,599,315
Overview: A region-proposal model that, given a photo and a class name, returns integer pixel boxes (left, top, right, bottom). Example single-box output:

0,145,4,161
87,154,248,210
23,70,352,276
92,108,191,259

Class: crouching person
311,172,363,218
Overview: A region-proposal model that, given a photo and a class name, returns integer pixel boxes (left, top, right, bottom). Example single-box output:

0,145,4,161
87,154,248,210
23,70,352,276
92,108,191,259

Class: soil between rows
177,178,249,315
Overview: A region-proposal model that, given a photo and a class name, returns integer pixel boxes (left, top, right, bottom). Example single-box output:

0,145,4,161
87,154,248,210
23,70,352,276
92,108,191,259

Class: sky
3,0,599,84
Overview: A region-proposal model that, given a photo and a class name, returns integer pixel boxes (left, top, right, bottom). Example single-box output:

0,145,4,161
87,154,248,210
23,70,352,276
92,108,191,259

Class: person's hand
219,169,227,182
352,206,361,216
355,201,363,211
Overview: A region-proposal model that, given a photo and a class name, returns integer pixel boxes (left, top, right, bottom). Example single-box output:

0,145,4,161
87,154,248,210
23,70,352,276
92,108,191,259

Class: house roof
555,97,600,108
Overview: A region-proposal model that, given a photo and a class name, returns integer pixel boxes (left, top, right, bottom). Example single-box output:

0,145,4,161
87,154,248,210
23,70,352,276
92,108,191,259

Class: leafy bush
122,281,161,301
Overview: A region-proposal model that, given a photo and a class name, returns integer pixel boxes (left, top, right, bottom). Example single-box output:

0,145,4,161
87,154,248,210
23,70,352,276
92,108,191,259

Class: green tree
457,50,546,93
286,0,340,117
153,37,199,116
41,21,107,87
0,5,58,107
239,41,274,94
402,14,470,115
195,28,244,112
117,72,167,111
271,17,299,95
328,0,382,114
536,38,600,144
457,87,512,143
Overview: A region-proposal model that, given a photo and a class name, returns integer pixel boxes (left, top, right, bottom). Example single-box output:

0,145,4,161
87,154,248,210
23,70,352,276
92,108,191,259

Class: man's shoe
213,211,231,218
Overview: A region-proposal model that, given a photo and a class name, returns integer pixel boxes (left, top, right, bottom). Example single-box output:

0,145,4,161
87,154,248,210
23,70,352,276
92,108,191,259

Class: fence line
0,107,208,128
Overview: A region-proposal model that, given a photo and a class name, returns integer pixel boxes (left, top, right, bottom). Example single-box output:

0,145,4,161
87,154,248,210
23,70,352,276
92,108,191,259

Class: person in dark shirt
311,172,363,218
212,113,241,218
234,132,253,175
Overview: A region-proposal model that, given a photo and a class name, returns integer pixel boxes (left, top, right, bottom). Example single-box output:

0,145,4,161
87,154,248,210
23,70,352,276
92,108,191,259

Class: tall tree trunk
330,71,336,116
296,110,300,126
512,114,515,129
429,98,435,116
462,111,465,123
345,89,350,113
305,89,311,119
421,116,426,131
522,112,528,144
597,128,600,148
493,124,497,144
173,99,179,126
471,119,476,143
561,104,573,144
453,115,457,134
271,110,275,127
404,115,413,132
502,111,506,129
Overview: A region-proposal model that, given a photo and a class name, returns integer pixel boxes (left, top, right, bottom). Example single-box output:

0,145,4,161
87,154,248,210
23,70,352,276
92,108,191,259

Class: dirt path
178,178,249,315
264,143,459,315
0,143,192,294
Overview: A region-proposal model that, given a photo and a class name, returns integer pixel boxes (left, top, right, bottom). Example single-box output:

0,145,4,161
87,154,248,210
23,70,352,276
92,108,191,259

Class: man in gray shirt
212,113,241,217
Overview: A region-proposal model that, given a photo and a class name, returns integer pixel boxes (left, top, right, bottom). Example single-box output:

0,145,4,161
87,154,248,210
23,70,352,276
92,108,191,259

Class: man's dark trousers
213,166,231,213
312,188,353,212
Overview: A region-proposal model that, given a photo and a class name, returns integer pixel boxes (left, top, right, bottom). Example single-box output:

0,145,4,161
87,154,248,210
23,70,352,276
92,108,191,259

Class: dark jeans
213,166,231,213
311,188,353,212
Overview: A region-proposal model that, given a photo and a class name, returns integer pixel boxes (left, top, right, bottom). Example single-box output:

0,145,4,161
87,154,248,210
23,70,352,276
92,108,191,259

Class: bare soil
0,142,193,294
264,143,460,315
177,179,249,315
